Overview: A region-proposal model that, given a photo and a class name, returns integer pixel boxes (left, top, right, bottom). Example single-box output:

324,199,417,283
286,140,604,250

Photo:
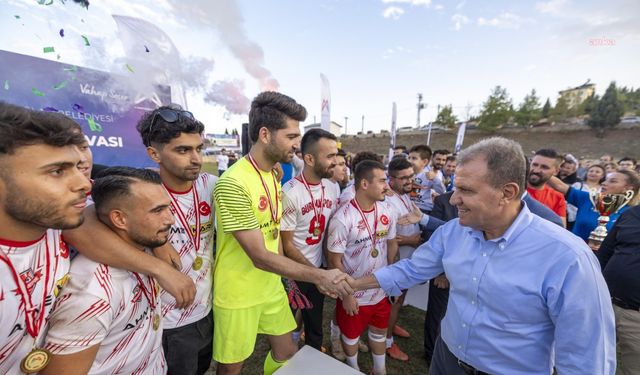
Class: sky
0,0,638,135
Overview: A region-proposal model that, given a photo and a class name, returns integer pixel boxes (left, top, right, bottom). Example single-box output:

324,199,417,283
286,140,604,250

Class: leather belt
613,297,640,312
457,358,490,375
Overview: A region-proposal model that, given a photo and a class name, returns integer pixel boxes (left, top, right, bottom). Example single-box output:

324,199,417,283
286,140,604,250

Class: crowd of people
0,91,638,375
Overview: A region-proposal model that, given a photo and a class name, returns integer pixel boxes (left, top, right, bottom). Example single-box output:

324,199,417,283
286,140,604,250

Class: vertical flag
454,122,466,154
320,73,331,131
388,102,397,162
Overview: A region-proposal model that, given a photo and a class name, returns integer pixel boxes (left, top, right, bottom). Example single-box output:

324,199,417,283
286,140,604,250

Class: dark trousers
162,310,213,375
295,281,325,350
424,282,449,363
429,336,489,375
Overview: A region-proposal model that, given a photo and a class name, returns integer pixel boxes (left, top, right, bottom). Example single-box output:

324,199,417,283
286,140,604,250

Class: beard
265,142,291,164
527,172,548,187
314,163,334,179
130,229,169,249
4,183,85,230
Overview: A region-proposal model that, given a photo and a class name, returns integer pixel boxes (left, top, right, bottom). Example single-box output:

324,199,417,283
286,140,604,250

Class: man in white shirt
43,168,173,374
281,128,339,350
217,148,229,176
0,103,90,374
327,160,398,375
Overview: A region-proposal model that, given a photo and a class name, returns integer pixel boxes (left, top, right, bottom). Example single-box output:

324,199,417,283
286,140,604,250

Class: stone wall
339,125,640,160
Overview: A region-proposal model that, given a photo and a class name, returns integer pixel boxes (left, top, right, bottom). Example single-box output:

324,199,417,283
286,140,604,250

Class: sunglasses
147,108,195,145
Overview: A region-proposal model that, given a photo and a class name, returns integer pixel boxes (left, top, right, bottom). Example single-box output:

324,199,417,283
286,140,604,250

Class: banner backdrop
0,50,171,168
320,73,331,131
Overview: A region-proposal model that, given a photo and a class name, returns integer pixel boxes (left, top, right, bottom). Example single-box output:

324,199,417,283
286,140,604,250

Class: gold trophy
587,190,634,250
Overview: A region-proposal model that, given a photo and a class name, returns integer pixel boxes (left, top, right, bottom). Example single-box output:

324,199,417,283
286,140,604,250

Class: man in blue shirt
349,137,616,374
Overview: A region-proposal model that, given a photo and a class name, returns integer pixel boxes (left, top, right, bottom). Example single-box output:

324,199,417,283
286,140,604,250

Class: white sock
292,330,301,343
330,320,341,339
372,353,386,375
345,353,359,370
386,337,393,349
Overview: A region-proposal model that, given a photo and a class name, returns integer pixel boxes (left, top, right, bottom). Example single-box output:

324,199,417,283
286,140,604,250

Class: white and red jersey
281,177,339,267
162,173,217,329
327,200,396,306
45,254,165,374
0,230,70,374
337,184,355,209
386,192,421,259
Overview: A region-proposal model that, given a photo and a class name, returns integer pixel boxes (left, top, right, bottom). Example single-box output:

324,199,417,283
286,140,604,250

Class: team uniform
327,200,397,339
410,167,446,213
338,184,355,209
45,254,165,374
386,192,421,260
213,156,295,363
281,176,339,349
161,172,216,374
0,230,70,374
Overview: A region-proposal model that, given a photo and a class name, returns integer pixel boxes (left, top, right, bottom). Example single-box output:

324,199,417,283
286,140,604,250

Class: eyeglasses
147,108,195,145
391,174,414,182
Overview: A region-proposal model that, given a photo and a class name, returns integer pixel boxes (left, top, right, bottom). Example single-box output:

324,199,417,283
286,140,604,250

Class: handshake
312,268,368,300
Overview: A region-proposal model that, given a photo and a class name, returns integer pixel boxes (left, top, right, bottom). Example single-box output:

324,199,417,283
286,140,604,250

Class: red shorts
336,298,391,340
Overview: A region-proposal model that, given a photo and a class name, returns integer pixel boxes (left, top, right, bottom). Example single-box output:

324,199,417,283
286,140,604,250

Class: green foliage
542,98,551,118
617,86,640,114
479,86,513,130
588,82,624,137
551,95,570,121
435,105,458,128
515,89,542,126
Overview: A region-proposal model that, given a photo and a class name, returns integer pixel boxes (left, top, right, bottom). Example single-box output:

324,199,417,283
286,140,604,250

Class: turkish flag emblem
258,195,268,211
199,201,211,216
380,215,389,226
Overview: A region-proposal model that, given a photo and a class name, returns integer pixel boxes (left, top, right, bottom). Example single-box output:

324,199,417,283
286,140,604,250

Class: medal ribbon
351,199,378,250
165,185,201,253
0,236,52,339
298,173,325,229
394,191,412,213
247,154,280,224
133,272,157,310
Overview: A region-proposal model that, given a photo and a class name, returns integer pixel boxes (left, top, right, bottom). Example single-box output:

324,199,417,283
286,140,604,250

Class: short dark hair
433,149,450,157
351,151,382,171
136,104,204,147
0,102,85,155
445,156,457,163
300,128,337,155
337,148,347,158
409,144,433,160
248,92,307,143
534,148,561,167
619,157,637,166
388,157,413,175
393,145,407,151
92,167,162,222
354,160,385,190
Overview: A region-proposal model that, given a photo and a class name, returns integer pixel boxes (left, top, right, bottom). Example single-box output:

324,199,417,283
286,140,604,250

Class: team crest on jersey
380,215,389,226
258,195,268,211
131,284,143,303
20,268,42,294
198,201,211,216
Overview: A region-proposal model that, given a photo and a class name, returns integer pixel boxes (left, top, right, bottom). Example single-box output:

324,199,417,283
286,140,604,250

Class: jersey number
305,214,326,245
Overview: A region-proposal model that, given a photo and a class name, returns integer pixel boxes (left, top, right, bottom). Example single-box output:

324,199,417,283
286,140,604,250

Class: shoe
392,324,411,338
386,343,409,361
330,336,346,361
358,339,369,353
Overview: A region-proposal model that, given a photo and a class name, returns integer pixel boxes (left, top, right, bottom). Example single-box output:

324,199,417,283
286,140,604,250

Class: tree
541,98,551,118
550,95,570,121
232,128,239,136
515,89,542,126
224,128,229,135
435,105,458,128
588,81,624,137
578,93,598,116
478,86,513,130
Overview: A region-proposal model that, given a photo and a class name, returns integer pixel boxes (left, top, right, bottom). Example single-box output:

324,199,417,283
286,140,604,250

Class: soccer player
327,160,398,375
43,168,173,374
0,102,90,374
136,106,216,375
281,128,339,350
213,92,351,375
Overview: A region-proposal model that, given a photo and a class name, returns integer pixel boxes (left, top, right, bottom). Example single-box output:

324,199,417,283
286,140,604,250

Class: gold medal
192,256,203,271
313,227,321,236
153,313,161,331
272,228,279,240
371,248,379,258
21,348,51,374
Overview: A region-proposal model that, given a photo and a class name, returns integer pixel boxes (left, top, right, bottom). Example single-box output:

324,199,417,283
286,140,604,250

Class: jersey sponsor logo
300,198,333,215
258,195,268,211
123,308,150,331
198,201,211,217
190,219,213,235
170,227,187,235
53,274,70,297
380,214,389,226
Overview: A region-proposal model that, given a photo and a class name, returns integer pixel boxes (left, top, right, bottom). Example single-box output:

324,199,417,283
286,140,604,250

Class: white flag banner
388,102,397,162
454,122,467,154
320,73,331,131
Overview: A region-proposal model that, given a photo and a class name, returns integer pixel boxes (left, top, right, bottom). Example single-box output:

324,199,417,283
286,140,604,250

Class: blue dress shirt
374,203,616,374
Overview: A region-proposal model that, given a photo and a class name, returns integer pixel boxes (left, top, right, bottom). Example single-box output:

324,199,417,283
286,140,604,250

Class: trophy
587,190,634,250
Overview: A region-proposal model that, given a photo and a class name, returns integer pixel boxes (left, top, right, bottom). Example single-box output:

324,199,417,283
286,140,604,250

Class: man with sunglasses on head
136,105,217,375
213,92,352,375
